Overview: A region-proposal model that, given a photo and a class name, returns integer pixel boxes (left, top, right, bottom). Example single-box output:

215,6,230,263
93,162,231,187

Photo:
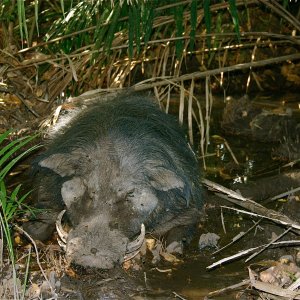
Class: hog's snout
65,227,129,269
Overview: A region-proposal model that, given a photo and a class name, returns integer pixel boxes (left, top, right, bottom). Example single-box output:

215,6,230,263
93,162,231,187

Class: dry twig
14,225,55,296
207,239,300,270
213,219,263,255
207,279,251,298
202,179,300,233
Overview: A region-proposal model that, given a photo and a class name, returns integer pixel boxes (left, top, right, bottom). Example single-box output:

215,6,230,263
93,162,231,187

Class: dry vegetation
0,1,300,299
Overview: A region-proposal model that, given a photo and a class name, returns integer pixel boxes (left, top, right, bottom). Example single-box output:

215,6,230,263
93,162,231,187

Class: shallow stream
142,92,300,299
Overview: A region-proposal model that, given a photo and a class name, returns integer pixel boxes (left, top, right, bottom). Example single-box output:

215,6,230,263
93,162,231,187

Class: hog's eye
125,189,135,200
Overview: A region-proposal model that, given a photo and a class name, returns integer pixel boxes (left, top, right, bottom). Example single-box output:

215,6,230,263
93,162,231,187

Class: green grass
0,130,40,299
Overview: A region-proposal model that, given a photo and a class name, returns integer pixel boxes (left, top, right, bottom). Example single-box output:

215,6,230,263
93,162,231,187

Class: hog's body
25,93,202,269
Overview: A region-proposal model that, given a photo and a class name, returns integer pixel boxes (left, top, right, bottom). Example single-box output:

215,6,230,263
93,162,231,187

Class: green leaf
0,137,26,162
142,1,155,46
0,143,40,182
189,0,197,52
0,132,40,182
204,0,211,49
134,5,141,54
128,6,135,58
60,0,65,18
10,184,21,202
17,0,24,42
0,130,11,145
229,0,241,42
17,0,29,44
105,3,122,52
94,7,111,51
174,2,184,58
0,135,37,178
34,0,39,36
0,180,7,203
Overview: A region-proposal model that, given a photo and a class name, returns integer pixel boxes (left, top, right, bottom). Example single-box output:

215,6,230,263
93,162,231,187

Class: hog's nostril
90,248,98,255
109,221,119,230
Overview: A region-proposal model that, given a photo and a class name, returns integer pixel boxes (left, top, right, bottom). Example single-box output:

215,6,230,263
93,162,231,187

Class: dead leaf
160,251,182,263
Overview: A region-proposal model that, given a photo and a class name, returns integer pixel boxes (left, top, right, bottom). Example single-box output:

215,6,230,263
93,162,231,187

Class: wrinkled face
39,146,185,269
60,171,159,269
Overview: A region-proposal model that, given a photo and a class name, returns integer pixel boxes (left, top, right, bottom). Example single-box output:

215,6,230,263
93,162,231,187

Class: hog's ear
39,153,78,177
61,177,86,208
149,167,185,192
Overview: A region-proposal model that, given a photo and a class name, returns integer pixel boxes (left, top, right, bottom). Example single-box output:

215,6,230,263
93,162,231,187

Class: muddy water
203,93,299,184
146,258,245,299
140,93,300,299
142,205,251,299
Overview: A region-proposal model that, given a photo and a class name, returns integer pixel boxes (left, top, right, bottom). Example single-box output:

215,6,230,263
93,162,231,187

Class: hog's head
38,141,193,269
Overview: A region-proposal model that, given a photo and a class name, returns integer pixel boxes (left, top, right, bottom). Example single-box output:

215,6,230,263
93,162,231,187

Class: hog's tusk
57,238,67,251
126,223,145,254
56,209,68,245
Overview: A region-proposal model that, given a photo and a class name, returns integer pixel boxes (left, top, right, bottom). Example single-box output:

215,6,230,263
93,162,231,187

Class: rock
198,233,220,250
166,241,183,255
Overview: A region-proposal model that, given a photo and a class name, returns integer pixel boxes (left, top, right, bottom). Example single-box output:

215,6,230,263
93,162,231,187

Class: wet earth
5,93,300,299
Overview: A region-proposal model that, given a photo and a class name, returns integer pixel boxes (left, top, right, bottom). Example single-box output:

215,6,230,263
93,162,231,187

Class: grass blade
204,0,212,49
229,0,240,41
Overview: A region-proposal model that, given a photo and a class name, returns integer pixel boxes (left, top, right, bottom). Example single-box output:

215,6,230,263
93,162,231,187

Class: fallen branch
134,53,300,91
207,240,300,270
65,52,300,103
172,291,187,300
207,279,251,298
245,227,292,263
212,219,263,255
288,277,300,291
269,186,300,202
220,205,300,232
202,178,300,233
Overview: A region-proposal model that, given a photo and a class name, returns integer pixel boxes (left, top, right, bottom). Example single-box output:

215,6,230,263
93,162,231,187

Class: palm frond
174,2,184,58
189,0,198,51
229,0,240,41
204,0,212,49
